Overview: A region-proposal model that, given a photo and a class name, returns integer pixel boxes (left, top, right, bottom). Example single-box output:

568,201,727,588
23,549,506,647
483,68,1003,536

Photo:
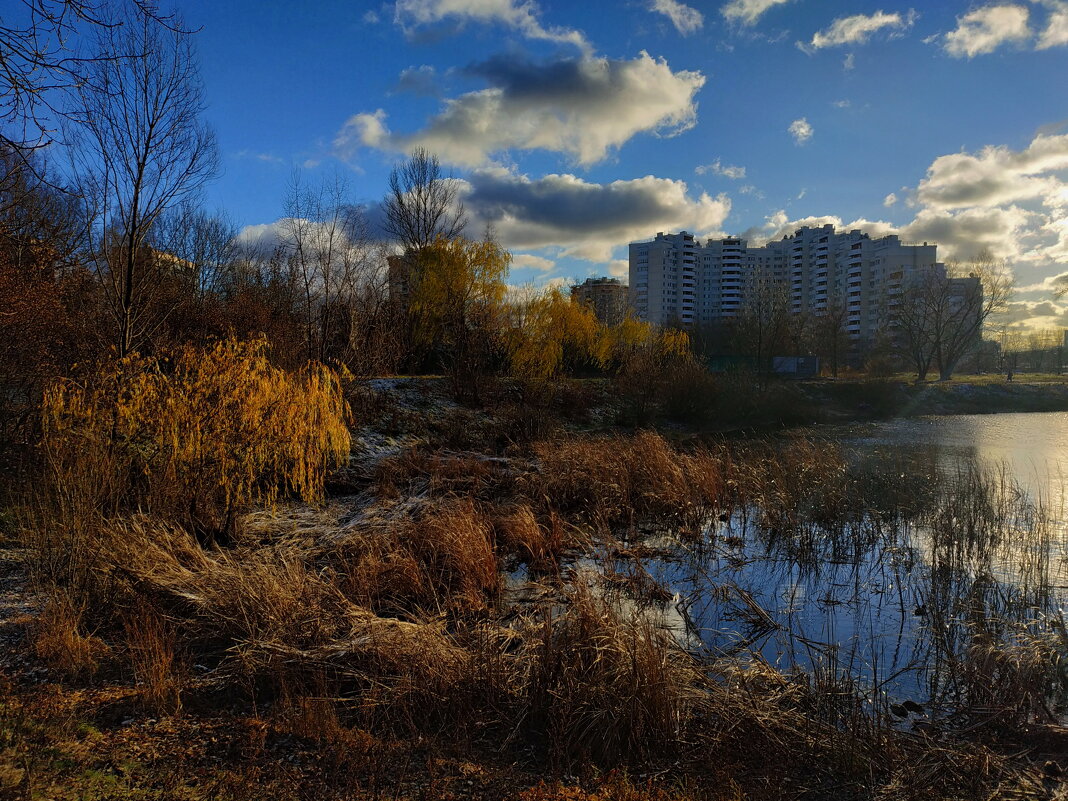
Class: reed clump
492,503,569,572
330,498,502,616
526,578,704,766
531,432,714,530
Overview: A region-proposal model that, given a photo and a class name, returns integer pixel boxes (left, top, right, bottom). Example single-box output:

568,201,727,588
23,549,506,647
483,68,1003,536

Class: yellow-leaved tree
506,287,609,383
39,337,351,552
608,317,705,424
408,235,510,402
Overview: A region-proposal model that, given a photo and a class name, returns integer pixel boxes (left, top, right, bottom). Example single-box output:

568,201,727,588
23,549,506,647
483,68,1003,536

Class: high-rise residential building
628,224,945,344
570,276,628,325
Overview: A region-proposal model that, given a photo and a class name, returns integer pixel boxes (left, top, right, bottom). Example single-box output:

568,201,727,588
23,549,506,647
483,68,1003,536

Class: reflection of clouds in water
621,414,1068,708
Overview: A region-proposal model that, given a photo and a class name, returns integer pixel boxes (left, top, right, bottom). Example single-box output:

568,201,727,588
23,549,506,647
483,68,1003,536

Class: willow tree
408,235,509,402
506,287,608,383
41,337,351,546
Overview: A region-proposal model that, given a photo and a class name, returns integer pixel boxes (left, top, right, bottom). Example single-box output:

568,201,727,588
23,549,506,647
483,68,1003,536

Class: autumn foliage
39,337,351,543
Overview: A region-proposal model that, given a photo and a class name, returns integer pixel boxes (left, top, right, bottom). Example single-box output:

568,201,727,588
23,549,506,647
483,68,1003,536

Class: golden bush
39,337,351,542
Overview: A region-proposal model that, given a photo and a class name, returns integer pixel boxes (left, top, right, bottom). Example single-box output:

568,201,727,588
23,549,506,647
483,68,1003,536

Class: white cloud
943,4,1031,58
511,252,556,271
833,99,851,108
799,9,917,52
720,0,792,26
393,0,589,51
916,134,1068,210
363,9,380,24
843,52,855,69
735,206,1029,264
899,205,1032,262
650,0,703,34
788,117,813,145
334,52,705,167
459,167,731,262
1037,0,1068,49
696,158,746,179
732,133,1068,310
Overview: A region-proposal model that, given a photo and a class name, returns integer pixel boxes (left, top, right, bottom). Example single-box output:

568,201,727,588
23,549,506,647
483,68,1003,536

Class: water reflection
606,415,1068,719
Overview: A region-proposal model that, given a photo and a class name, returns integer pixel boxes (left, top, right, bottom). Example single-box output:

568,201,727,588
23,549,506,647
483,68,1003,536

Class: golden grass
527,577,704,766
31,593,108,679
122,600,184,714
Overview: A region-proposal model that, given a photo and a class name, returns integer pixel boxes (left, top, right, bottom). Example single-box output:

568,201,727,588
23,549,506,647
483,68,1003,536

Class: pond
616,412,1068,718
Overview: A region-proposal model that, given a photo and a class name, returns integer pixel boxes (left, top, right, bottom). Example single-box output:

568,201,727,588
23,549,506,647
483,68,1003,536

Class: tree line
0,1,696,448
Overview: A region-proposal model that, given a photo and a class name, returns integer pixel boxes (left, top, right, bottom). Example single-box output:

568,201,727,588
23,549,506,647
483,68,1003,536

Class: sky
178,0,1068,330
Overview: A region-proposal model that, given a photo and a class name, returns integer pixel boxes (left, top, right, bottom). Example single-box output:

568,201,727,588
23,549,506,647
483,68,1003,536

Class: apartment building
629,224,944,343
570,276,629,325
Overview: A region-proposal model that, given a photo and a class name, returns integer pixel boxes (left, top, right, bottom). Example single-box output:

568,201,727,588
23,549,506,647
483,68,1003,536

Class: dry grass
492,503,569,572
530,432,697,530
121,600,185,714
526,577,704,766
333,498,503,615
31,593,107,679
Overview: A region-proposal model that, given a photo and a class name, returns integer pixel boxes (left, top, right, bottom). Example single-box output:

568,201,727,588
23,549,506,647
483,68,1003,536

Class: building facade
570,276,629,325
628,224,945,344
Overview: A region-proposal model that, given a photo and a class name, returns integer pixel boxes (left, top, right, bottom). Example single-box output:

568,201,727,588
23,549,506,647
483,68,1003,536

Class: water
614,412,1068,716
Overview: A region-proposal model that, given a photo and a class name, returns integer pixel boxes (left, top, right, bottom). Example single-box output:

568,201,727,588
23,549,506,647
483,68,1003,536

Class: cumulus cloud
899,206,1032,262
943,4,1031,58
884,193,898,207
915,134,1068,210
650,0,703,34
733,206,1027,263
720,0,792,26
799,9,917,52
1037,0,1068,49
696,159,746,179
999,298,1068,325
393,0,589,52
788,118,813,145
459,167,731,261
334,52,705,167
511,252,556,271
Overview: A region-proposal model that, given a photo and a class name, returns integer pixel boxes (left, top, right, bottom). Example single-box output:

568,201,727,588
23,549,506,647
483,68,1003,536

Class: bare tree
892,269,940,381
281,172,376,363
932,253,1012,380
730,268,792,383
68,5,217,355
892,252,1012,381
811,285,850,378
381,148,466,253
1,0,179,167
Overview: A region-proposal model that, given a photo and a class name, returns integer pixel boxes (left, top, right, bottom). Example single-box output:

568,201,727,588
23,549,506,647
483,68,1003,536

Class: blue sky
183,0,1068,328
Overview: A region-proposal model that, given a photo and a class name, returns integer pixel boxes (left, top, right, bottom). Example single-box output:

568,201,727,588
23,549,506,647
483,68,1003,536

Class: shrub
36,337,350,547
